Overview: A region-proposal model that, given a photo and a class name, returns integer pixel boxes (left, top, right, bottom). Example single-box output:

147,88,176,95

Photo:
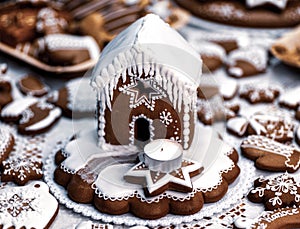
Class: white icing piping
92,154,235,204
92,47,197,113
25,108,61,132
129,114,154,145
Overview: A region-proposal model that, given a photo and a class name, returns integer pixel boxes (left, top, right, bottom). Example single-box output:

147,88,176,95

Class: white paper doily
44,143,255,227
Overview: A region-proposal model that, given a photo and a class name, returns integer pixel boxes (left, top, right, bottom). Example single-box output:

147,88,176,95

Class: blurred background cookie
17,75,49,97
226,47,268,78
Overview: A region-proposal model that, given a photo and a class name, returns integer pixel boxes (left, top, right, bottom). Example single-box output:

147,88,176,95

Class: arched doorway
129,114,154,148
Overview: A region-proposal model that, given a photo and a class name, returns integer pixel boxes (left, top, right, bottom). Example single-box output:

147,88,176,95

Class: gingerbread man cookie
241,135,300,172
0,181,58,229
247,173,300,210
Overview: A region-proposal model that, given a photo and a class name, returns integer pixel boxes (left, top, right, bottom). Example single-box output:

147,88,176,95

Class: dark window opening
134,118,150,142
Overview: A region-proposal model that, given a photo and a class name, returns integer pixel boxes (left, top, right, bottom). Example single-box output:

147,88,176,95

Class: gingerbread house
91,14,202,150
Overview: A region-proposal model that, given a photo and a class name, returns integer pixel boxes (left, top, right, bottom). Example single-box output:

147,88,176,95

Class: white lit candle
144,139,183,173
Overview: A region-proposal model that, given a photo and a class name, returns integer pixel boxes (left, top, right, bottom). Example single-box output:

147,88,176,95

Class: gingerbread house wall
97,72,195,150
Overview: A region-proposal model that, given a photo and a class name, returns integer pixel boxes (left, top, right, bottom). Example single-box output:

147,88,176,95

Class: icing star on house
120,77,166,111
124,139,203,196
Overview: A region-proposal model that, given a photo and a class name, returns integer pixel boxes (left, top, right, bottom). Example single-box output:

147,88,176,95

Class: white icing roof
91,14,202,90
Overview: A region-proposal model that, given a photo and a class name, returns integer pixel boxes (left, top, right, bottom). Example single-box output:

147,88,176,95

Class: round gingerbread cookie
174,0,300,28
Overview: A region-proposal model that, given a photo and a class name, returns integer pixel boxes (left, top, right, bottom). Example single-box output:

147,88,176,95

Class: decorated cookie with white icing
247,113,294,142
0,181,58,229
247,173,300,210
17,75,49,97
0,127,14,164
241,135,300,172
279,86,300,110
0,77,13,109
251,207,300,229
239,84,281,104
36,7,68,35
1,133,44,185
226,46,268,78
246,0,288,10
197,99,239,125
227,116,249,137
75,221,113,229
0,97,38,123
18,101,61,135
34,34,100,66
191,40,226,72
220,79,238,100
47,77,96,118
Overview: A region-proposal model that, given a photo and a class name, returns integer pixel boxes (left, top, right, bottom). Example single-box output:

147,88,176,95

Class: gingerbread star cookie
1,155,43,186
247,173,300,210
0,181,59,229
1,135,44,185
241,135,300,172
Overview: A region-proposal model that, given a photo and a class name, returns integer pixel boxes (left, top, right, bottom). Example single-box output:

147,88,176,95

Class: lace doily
44,145,255,227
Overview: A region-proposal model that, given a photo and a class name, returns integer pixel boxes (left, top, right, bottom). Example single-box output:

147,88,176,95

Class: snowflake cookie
0,181,58,229
247,173,300,210
241,135,300,172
